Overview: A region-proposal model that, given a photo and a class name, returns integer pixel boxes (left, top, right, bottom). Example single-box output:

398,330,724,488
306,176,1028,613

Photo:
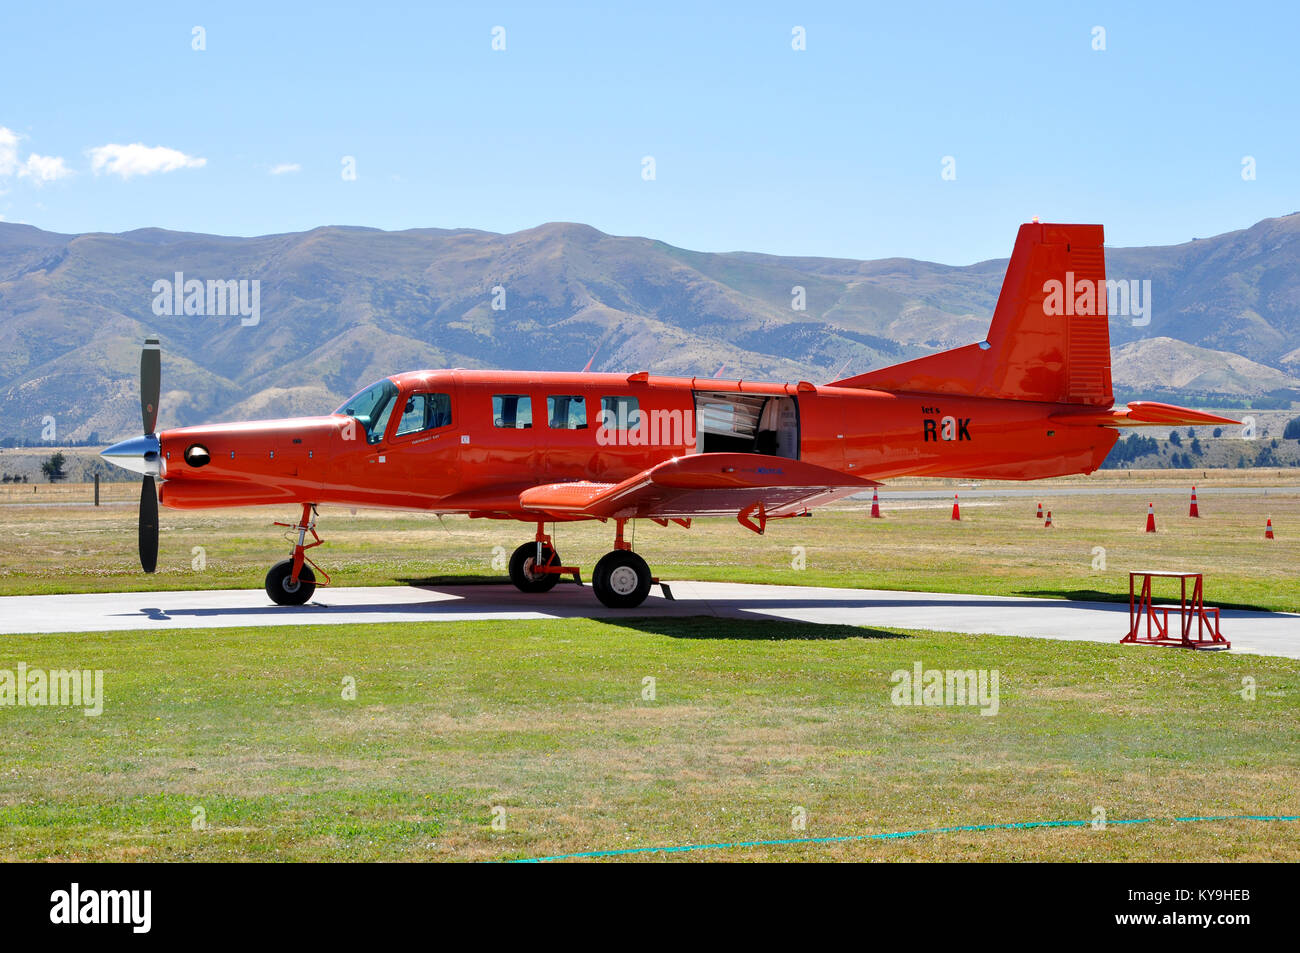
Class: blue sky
0,1,1296,263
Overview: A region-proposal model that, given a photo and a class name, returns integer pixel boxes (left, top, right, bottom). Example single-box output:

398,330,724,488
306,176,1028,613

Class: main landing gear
508,524,580,593
508,519,667,609
591,549,652,609
266,503,330,606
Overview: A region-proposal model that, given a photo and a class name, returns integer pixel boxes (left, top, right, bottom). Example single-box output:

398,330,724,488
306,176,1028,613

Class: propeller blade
139,475,159,574
141,337,161,435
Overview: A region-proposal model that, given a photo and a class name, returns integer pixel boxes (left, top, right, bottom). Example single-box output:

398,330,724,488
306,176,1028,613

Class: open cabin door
693,391,800,459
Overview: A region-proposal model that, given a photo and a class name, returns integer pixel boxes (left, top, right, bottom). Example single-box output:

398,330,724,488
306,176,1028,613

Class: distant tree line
1101,434,1160,468
1112,390,1297,410
0,433,101,448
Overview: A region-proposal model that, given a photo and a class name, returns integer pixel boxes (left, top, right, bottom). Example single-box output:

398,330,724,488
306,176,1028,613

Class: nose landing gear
266,503,330,606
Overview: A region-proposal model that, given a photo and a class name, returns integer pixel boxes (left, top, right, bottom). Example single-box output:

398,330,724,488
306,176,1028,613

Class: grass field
1,617,1297,862
2,470,1296,862
1,470,1296,611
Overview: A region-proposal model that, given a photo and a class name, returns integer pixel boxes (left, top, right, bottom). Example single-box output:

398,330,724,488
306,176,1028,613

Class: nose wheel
265,559,317,606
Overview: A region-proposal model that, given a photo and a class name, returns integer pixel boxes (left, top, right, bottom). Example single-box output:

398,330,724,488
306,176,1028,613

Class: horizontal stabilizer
1050,401,1241,428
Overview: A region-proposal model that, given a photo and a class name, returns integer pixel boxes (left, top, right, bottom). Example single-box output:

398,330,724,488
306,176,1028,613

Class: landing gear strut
266,503,328,606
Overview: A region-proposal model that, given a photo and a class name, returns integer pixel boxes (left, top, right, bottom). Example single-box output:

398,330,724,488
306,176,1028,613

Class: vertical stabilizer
830,223,1113,406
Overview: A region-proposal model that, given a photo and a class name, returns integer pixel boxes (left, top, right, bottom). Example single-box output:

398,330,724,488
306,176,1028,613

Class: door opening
693,392,799,459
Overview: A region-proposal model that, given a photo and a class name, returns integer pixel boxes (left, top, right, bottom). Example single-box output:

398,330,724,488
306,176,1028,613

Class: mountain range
1,213,1298,443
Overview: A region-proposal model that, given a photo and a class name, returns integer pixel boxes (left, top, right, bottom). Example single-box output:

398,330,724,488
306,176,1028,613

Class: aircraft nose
101,434,162,476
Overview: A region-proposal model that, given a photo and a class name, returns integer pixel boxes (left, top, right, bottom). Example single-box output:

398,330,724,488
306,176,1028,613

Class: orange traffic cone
1189,486,1200,518
1035,502,1043,519
1266,518,1275,540
951,493,961,521
1044,510,1053,528
870,488,882,518
1145,502,1156,533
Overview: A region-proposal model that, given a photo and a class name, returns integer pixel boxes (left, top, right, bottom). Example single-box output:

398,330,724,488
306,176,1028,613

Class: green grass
2,617,1297,861
1,481,1296,612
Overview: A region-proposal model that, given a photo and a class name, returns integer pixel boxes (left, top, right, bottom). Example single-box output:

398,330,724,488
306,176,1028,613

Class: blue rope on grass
508,814,1299,862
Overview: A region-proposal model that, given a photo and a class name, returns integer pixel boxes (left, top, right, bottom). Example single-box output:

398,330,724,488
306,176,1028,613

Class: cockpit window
337,379,399,444
396,392,453,436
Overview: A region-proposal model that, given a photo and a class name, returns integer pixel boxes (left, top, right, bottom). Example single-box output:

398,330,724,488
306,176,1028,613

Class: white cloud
270,162,301,175
88,142,206,179
21,153,72,183
0,127,23,177
0,127,71,185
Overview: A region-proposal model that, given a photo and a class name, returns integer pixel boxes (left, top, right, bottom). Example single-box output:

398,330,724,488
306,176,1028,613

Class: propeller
139,472,159,573
101,338,163,573
138,338,160,572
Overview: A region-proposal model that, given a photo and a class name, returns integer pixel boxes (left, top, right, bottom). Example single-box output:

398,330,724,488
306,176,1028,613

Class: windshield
336,379,399,444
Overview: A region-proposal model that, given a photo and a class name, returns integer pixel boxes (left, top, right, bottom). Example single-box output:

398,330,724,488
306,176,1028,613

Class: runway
2,581,1297,658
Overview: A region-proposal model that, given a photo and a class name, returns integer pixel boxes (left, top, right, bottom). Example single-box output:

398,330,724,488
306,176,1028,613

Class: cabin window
599,395,641,431
547,395,588,429
492,394,532,429
395,392,453,436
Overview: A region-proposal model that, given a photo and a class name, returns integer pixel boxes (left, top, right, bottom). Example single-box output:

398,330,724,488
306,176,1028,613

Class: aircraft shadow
1016,588,1275,614
115,582,1143,638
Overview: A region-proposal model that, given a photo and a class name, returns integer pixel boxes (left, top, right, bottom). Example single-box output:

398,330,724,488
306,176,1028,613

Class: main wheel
591,550,652,609
509,542,561,593
265,559,316,606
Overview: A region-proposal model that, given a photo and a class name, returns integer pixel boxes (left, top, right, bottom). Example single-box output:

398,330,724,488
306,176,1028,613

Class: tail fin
830,223,1113,406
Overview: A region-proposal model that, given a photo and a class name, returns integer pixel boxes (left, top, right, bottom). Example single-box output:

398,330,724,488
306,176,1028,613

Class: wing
518,453,879,523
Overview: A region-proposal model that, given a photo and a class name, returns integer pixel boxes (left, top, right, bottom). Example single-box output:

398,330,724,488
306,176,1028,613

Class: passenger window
492,394,532,429
547,395,588,430
600,395,640,430
395,393,453,436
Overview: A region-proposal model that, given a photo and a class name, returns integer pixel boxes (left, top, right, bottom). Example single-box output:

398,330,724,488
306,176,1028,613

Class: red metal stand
1123,571,1229,650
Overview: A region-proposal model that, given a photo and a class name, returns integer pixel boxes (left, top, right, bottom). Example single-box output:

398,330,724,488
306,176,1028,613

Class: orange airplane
101,223,1237,608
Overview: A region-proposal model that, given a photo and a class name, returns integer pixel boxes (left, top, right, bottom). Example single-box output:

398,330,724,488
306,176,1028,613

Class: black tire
591,550,652,609
265,558,316,606
509,542,561,593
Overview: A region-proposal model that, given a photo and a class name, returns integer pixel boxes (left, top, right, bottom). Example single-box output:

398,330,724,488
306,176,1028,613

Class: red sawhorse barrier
1123,570,1230,650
